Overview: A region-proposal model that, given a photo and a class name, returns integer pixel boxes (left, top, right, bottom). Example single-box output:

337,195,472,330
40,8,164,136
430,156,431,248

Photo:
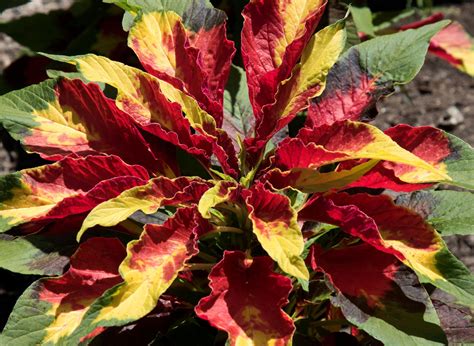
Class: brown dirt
375,3,474,145
374,2,474,272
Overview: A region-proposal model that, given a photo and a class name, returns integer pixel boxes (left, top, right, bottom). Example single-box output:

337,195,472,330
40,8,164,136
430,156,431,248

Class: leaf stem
199,226,244,240
197,157,220,180
184,263,215,271
196,251,218,262
214,226,244,234
219,203,242,217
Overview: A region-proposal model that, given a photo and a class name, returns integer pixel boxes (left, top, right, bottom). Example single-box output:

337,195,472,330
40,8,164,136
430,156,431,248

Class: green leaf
46,70,105,90
428,245,474,308
372,9,416,32
0,234,74,276
357,20,450,84
308,21,449,128
333,293,447,345
106,0,223,31
222,64,254,147
442,133,474,190
396,190,474,236
0,0,29,13
350,6,375,37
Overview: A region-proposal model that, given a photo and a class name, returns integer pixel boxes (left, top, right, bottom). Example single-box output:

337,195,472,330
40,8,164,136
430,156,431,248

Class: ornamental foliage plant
1,0,474,345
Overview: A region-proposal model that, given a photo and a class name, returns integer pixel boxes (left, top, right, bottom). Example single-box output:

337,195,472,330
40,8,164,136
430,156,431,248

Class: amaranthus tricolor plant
0,0,473,344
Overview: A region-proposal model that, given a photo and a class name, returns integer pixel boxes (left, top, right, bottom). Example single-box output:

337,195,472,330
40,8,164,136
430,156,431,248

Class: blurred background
0,0,473,335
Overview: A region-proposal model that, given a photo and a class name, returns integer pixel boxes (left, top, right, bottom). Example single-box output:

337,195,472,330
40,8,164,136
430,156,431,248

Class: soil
374,2,474,273
376,3,474,146
0,0,473,341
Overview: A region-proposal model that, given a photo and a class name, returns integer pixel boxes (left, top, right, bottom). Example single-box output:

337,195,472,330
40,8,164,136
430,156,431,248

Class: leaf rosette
0,0,473,344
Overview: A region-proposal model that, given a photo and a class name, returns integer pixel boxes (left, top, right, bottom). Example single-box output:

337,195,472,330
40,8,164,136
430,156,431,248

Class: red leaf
273,122,376,170
312,244,402,308
128,10,235,125
119,74,214,164
244,183,308,279
241,0,326,120
343,163,432,192
196,251,295,346
39,237,125,305
311,243,447,344
53,79,175,175
306,49,381,127
0,155,148,232
1,237,127,344
345,125,452,191
299,194,400,257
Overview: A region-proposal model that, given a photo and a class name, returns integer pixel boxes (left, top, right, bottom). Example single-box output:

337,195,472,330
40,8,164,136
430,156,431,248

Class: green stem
219,203,242,217
199,226,244,240
196,251,217,263
184,263,215,271
214,226,244,234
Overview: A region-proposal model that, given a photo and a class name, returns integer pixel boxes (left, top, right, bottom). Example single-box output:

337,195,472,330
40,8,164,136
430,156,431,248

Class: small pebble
438,105,465,130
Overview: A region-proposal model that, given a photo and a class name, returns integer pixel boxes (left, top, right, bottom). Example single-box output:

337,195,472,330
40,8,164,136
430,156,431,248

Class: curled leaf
69,208,206,342
1,237,126,345
196,251,295,346
244,183,309,280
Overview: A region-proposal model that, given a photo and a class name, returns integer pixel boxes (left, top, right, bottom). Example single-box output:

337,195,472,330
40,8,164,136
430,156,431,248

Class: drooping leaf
69,208,204,342
195,251,295,346
77,176,209,240
306,21,449,127
346,125,474,191
430,289,474,344
312,244,447,345
396,190,474,237
0,155,148,233
429,21,474,76
299,194,396,256
0,237,126,345
45,54,239,177
0,231,73,276
245,18,347,161
0,78,174,175
244,183,309,280
263,159,379,193
198,181,238,219
326,193,474,307
274,121,450,184
89,294,189,345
